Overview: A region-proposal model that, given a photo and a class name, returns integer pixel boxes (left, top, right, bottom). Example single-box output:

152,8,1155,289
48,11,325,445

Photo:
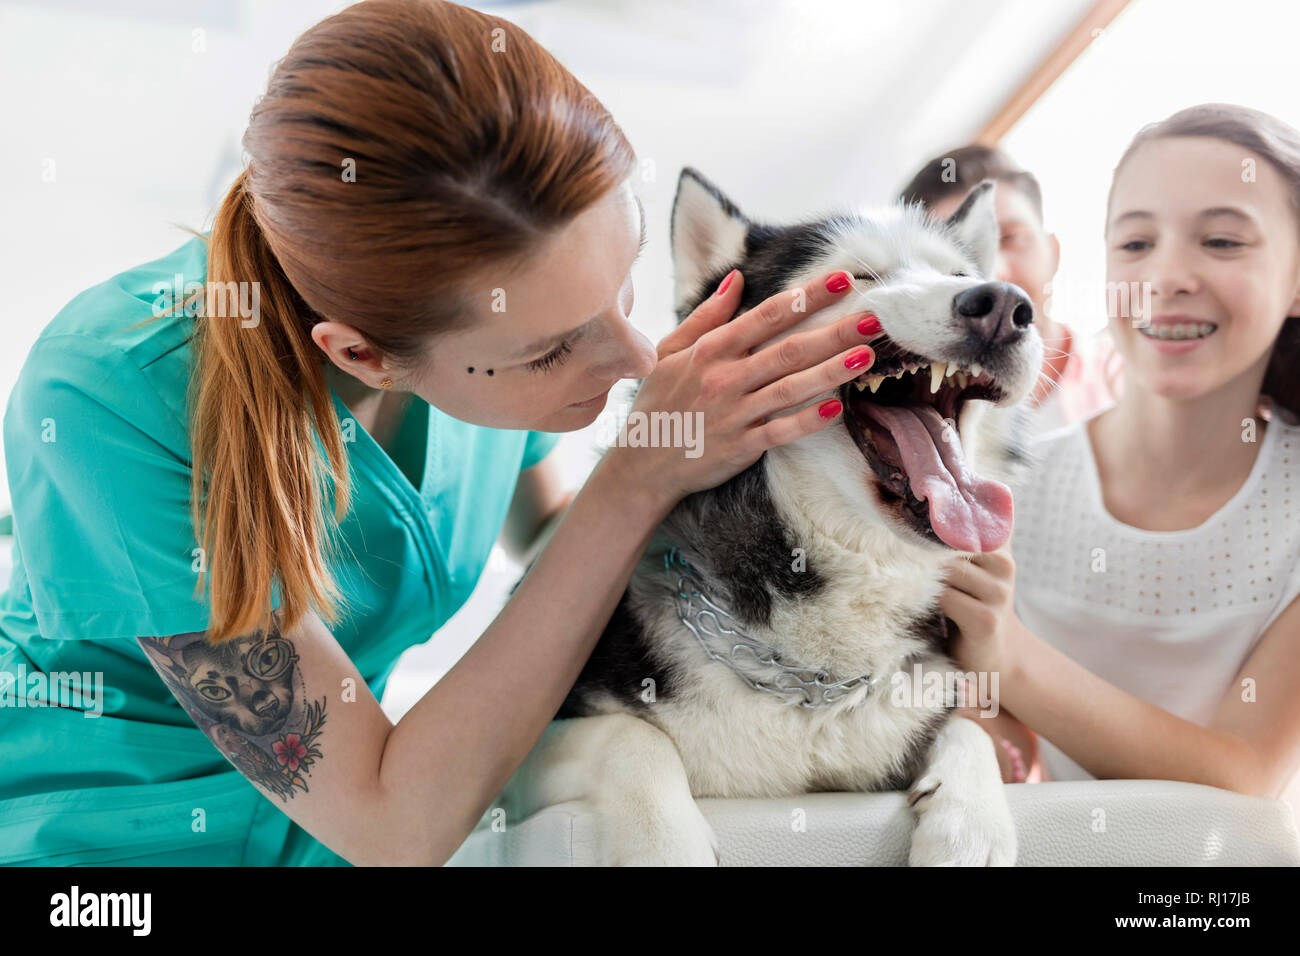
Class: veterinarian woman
0,0,882,865
939,103,1300,806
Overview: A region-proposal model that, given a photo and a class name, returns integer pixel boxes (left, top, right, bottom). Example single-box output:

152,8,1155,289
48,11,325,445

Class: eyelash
525,239,646,375
526,339,573,373
1119,237,1246,252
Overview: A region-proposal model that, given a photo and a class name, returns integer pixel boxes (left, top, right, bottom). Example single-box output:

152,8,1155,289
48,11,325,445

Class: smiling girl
941,103,1300,805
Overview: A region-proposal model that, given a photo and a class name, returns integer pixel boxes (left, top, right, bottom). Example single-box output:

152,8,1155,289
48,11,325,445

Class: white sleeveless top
1009,411,1300,782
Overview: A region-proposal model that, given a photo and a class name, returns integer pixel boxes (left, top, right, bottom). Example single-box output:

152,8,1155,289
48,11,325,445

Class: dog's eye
851,273,878,283
952,271,969,278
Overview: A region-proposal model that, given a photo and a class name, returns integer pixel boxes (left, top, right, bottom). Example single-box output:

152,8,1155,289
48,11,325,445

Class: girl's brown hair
155,0,634,643
1105,102,1300,423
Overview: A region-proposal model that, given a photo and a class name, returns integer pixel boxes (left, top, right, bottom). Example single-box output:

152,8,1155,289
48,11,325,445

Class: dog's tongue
862,403,1013,552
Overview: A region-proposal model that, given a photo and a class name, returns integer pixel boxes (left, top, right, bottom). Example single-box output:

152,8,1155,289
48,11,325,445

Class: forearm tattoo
139,614,327,802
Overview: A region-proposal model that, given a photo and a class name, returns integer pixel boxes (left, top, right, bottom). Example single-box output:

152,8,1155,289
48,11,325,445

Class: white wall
0,0,355,517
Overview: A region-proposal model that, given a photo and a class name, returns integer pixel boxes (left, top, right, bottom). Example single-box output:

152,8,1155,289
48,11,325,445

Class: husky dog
500,169,1042,866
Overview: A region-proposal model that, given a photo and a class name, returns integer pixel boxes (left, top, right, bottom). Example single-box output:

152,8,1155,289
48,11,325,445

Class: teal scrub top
0,235,561,865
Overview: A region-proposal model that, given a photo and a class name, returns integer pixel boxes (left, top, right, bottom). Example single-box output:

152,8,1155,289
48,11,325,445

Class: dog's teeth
970,362,983,378
854,379,868,391
867,375,884,393
945,361,960,380
929,362,944,394
954,371,968,388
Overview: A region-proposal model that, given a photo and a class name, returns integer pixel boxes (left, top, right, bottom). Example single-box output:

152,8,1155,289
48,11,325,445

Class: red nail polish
819,399,842,419
825,272,851,293
714,270,736,296
858,314,882,336
844,346,874,370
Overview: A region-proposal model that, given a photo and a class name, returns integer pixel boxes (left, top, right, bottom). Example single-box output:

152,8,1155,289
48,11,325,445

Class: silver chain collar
664,547,877,709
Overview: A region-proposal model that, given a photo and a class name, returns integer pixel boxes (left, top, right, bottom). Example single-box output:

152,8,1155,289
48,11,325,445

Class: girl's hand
944,547,1048,784
939,543,1029,678
606,269,879,508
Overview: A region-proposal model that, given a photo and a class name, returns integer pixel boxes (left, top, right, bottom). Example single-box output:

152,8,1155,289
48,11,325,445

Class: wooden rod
978,0,1134,144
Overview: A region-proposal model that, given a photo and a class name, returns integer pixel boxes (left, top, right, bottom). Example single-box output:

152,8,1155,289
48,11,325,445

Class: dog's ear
670,167,750,321
944,179,998,279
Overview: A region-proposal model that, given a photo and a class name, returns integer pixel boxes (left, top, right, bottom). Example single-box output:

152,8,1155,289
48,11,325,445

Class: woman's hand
605,269,878,508
939,543,1030,679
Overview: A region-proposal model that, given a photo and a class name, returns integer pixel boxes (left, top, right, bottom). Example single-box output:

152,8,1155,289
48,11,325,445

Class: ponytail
187,170,354,644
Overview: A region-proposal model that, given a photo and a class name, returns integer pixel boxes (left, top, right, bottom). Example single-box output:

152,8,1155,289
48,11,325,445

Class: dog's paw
906,774,1016,867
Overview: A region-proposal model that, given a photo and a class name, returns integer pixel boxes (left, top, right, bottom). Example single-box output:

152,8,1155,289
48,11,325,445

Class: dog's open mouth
840,335,1014,553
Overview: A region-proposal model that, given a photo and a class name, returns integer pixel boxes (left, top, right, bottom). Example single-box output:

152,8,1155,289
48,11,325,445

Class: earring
380,378,393,390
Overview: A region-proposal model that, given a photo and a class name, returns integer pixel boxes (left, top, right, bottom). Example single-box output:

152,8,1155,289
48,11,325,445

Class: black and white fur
499,170,1043,866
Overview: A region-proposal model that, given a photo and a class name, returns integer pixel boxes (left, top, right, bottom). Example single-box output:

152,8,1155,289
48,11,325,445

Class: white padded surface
446,780,1300,866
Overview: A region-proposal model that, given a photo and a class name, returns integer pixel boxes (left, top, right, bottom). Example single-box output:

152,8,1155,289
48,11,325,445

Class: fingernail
825,271,851,293
858,314,882,336
818,399,842,419
714,269,736,296
844,346,874,370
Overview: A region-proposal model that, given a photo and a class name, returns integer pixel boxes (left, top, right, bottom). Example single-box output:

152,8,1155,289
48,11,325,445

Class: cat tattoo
139,614,326,801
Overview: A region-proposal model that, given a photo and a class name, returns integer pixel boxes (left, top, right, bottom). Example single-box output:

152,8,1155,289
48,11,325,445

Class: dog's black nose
953,281,1034,346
